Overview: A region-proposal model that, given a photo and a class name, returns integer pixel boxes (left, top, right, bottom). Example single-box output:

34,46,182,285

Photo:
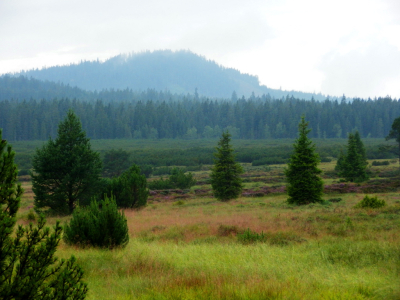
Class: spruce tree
285,116,324,205
338,131,369,182
32,110,102,214
210,131,243,201
0,130,87,299
385,116,400,169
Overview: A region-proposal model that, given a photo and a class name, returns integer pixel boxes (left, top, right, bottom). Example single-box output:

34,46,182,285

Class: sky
1,0,400,99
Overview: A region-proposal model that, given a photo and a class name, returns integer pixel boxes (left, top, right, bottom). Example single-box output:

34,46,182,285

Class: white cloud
319,38,400,98
0,0,400,98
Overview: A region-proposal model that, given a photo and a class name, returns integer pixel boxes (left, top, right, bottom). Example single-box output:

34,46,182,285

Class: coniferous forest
0,93,397,141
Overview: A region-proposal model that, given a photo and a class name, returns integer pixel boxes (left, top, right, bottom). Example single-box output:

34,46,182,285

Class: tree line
0,95,399,141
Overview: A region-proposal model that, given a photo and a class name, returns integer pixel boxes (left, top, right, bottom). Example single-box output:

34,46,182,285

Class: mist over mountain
13,50,328,100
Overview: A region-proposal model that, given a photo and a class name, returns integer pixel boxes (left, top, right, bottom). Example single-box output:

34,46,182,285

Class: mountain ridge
7,50,329,100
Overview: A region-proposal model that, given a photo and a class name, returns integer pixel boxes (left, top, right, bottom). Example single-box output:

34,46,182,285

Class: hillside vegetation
6,50,328,100
16,157,400,300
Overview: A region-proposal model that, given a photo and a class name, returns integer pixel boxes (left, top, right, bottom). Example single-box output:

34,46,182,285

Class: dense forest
10,50,328,100
0,94,397,141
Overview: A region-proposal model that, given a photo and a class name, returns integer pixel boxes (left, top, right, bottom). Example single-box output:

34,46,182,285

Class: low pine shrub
64,195,129,248
355,195,386,209
237,229,266,244
237,229,305,245
372,160,390,166
148,168,196,190
217,224,239,236
104,164,148,208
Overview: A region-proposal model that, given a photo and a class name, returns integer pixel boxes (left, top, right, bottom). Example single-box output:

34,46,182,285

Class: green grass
55,239,399,300
14,142,400,299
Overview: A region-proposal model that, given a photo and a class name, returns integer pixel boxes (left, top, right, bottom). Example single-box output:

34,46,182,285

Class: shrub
169,167,196,189
237,229,305,245
320,157,332,162
328,198,342,203
148,168,196,190
104,164,148,208
26,209,37,221
148,177,174,190
237,229,266,244
372,160,390,166
217,224,239,236
355,195,386,209
64,195,129,248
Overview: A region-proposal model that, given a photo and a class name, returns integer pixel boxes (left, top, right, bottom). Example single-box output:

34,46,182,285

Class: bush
252,157,287,166
237,229,305,245
169,168,196,189
320,157,332,162
104,164,148,208
355,195,386,209
64,195,129,248
372,160,390,166
148,168,196,190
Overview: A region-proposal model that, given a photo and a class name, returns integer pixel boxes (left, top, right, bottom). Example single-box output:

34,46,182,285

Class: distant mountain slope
0,75,93,101
13,50,327,100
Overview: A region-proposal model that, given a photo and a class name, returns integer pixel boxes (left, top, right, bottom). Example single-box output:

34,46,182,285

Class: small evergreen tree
64,195,129,248
168,167,196,189
102,148,131,178
32,110,103,214
104,164,148,208
210,131,243,201
0,130,88,299
337,131,369,182
384,116,400,169
285,116,324,205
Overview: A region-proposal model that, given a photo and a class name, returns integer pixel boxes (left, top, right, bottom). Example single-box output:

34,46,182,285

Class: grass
16,158,400,299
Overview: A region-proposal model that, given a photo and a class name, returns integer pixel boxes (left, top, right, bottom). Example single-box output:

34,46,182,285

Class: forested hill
10,50,327,100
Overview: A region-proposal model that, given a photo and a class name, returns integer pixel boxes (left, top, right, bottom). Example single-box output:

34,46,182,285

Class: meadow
16,149,400,300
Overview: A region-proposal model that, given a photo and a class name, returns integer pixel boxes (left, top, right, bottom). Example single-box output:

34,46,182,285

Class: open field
12,138,397,172
16,157,400,300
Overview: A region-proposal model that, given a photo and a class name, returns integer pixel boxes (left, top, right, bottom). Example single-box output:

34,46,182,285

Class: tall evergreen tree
337,131,369,182
32,110,102,214
285,116,324,205
210,131,243,201
0,130,87,299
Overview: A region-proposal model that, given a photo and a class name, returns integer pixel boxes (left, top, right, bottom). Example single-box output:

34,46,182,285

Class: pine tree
104,164,148,208
285,116,324,205
0,130,87,299
210,131,243,201
385,116,400,168
338,132,369,182
32,110,102,214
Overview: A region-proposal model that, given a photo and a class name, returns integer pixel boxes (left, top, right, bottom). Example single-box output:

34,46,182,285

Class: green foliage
32,110,103,215
385,116,400,168
285,116,324,205
210,132,244,201
217,224,239,236
168,168,196,189
102,148,131,177
337,131,369,182
104,164,148,208
237,229,303,246
355,195,386,209
148,167,196,190
139,164,153,178
0,130,87,299
64,195,129,248
372,160,390,166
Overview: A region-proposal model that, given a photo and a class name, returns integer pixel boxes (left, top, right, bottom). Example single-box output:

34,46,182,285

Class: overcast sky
1,0,400,99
